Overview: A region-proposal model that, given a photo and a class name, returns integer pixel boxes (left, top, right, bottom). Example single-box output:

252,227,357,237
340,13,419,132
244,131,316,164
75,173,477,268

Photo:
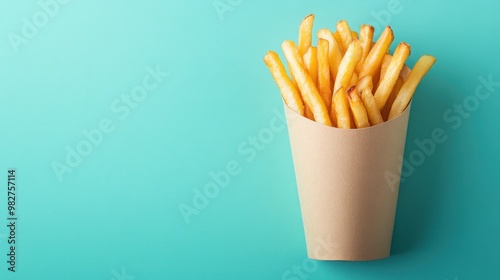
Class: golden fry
333,40,362,95
282,40,332,126
301,48,316,121
304,105,314,120
381,76,403,120
372,62,381,89
347,87,370,128
303,46,318,87
356,25,374,74
374,42,411,109
263,14,436,128
378,53,393,87
361,88,384,125
334,87,351,129
333,31,345,54
263,51,305,115
359,26,394,78
298,14,315,56
302,46,318,120
357,75,373,93
317,39,332,109
351,31,358,40
388,55,437,119
348,72,358,88
336,20,354,51
317,29,343,80
330,105,337,127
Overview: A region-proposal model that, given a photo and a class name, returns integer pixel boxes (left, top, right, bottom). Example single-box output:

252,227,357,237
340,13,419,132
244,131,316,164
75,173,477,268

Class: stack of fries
264,15,436,128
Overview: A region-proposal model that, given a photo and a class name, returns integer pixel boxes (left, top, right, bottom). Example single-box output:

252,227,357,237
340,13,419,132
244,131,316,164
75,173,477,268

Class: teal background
0,0,499,279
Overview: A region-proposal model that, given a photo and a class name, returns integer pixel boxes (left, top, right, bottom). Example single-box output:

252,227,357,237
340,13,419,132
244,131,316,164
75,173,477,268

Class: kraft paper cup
284,102,411,261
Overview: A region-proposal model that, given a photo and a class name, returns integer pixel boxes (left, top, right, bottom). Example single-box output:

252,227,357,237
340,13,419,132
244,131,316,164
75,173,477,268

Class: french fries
356,25,374,73
302,47,318,120
334,87,351,129
374,42,411,109
381,76,404,120
333,31,344,54
347,86,370,128
336,20,354,51
388,55,437,119
348,72,359,89
359,26,394,79
282,40,332,126
351,31,358,40
317,39,332,109
357,75,373,93
303,46,318,87
317,28,343,80
378,54,393,86
263,51,305,115
361,87,384,125
333,40,362,95
264,15,436,129
298,14,315,56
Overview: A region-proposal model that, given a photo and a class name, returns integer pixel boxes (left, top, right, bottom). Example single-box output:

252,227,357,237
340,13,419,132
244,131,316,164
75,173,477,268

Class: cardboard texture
284,103,411,261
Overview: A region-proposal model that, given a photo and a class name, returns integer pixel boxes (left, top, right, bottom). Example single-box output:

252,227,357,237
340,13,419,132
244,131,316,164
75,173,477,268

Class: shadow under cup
284,102,411,261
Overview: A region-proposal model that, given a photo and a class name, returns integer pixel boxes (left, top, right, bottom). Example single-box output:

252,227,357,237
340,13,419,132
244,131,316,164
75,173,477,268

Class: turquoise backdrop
0,0,499,279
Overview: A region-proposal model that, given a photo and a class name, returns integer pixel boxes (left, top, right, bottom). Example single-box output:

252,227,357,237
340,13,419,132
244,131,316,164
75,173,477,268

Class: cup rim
283,100,412,131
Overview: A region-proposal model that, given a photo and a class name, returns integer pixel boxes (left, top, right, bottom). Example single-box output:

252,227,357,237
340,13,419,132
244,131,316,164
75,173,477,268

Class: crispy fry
356,25,374,73
317,39,332,109
333,31,345,54
381,76,403,120
378,53,393,87
374,42,411,109
298,46,318,121
361,88,384,125
372,62,381,89
336,20,354,51
302,47,318,121
298,14,315,56
347,87,370,128
330,104,337,127
388,55,436,119
348,72,358,88
317,28,343,80
282,40,332,126
334,87,351,129
303,46,318,87
351,31,358,40
359,26,394,78
264,14,436,128
264,51,305,115
357,75,373,93
333,40,362,95
304,105,314,120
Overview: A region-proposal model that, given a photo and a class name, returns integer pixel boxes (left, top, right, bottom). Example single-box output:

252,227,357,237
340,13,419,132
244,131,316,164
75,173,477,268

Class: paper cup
284,103,411,261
